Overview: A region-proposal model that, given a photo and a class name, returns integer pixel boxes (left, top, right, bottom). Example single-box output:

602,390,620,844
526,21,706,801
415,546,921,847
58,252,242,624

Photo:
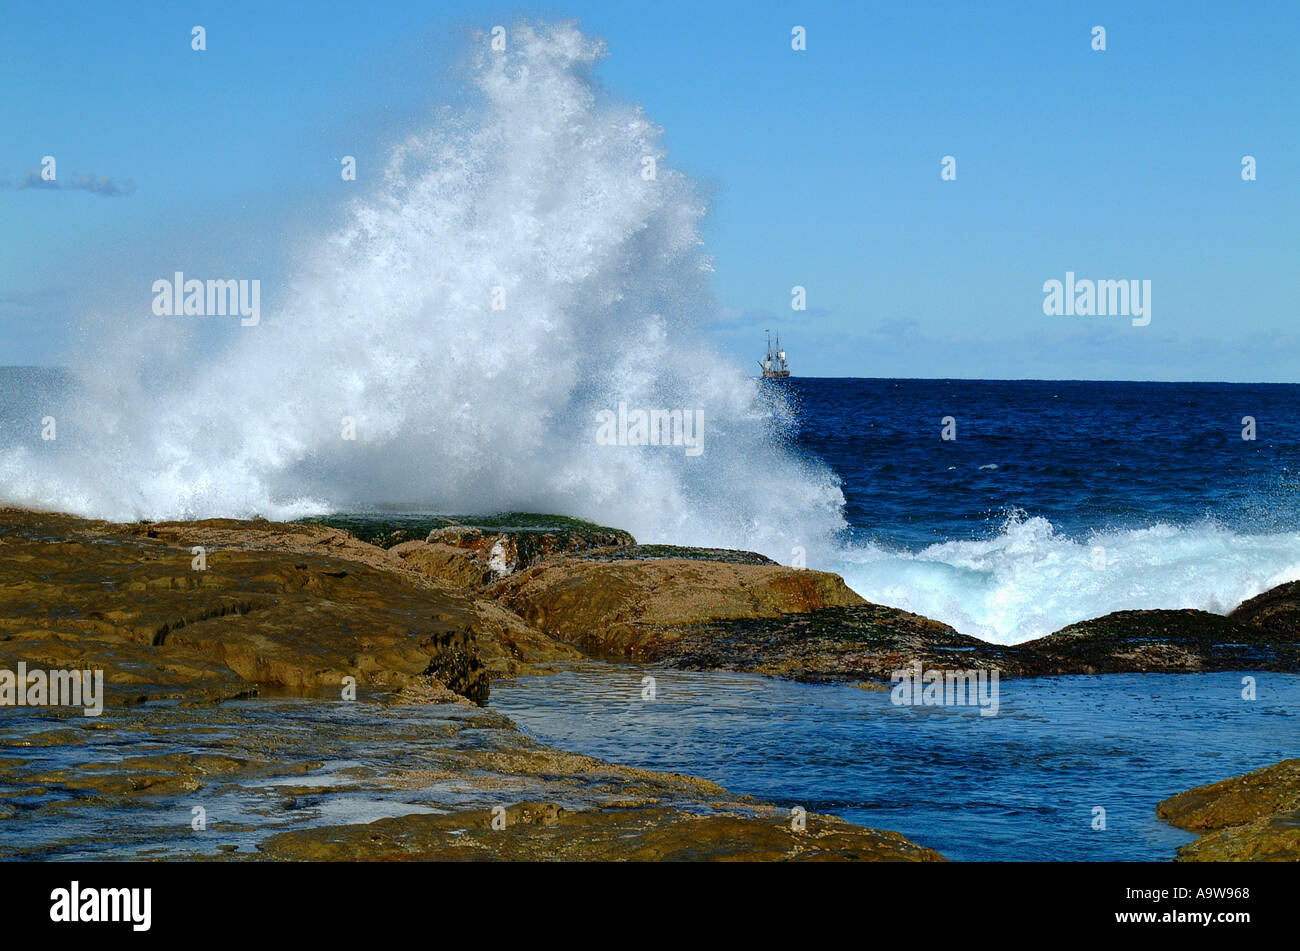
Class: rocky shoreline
1158,760,1300,861
1,506,1297,860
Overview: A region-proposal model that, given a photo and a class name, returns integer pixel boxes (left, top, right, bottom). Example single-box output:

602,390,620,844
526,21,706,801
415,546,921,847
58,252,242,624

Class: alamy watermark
595,402,704,456
890,662,999,716
152,272,260,326
50,881,150,931
1,663,104,716
1042,271,1151,327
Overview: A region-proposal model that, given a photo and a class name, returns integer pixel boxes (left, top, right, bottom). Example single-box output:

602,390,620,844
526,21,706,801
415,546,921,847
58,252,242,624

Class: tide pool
493,665,1300,861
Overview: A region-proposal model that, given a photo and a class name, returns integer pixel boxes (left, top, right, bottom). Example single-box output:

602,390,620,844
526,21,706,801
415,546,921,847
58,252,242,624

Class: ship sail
760,330,791,378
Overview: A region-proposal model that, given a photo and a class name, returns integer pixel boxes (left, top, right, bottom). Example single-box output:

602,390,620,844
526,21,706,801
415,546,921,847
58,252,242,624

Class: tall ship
759,330,791,378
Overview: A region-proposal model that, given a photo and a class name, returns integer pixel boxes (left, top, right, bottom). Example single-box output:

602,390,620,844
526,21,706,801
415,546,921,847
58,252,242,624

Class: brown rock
1158,760,1300,861
1230,581,1300,639
0,507,945,863
636,604,1300,684
0,508,572,706
1022,608,1300,674
256,802,945,862
392,518,637,591
390,541,493,589
488,558,865,658
1159,759,1300,831
652,603,1030,681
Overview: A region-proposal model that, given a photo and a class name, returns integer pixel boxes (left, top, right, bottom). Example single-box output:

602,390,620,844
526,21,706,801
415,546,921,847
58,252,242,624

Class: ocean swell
833,513,1300,644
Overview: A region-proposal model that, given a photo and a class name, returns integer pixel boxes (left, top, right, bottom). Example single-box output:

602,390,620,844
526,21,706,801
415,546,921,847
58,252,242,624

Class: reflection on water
0,699,543,860
492,664,1300,861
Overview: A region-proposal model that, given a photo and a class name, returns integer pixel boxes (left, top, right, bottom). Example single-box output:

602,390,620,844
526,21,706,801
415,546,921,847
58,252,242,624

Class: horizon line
4,364,1297,387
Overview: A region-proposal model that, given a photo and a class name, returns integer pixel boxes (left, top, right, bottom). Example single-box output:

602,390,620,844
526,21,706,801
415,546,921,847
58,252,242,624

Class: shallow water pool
493,665,1300,861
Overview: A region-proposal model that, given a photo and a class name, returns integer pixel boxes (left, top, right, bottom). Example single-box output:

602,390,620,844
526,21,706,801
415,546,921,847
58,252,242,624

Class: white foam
0,22,846,560
832,513,1300,643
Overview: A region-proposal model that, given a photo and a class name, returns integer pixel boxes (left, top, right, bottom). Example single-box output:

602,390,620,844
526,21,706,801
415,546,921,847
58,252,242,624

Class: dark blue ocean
755,379,1300,645
783,378,1300,549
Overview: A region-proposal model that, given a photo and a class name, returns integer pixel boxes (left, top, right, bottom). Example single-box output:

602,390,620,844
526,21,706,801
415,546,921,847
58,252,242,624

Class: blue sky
2,0,1297,380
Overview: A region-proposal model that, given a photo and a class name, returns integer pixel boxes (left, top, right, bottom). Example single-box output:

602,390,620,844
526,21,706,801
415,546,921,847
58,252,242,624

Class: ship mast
759,329,790,378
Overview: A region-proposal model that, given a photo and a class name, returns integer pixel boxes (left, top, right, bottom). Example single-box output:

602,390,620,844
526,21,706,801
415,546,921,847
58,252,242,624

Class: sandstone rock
0,671,944,861
116,517,409,576
389,516,636,591
467,599,584,676
651,603,1030,680
1158,760,1300,861
389,675,474,706
0,507,945,862
256,801,945,862
0,509,528,705
390,540,492,589
488,557,866,658
1159,759,1300,830
1173,814,1300,862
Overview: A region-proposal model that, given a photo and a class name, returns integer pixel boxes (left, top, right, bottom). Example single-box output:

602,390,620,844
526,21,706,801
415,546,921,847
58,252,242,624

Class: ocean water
789,377,1300,642
493,664,1300,861
787,377,1300,547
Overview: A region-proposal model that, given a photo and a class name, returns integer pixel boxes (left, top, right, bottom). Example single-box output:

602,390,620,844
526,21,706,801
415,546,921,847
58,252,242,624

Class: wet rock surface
648,604,1030,680
257,800,944,862
1017,608,1300,675
0,508,940,861
0,509,537,703
9,693,899,860
1158,760,1300,861
1229,580,1300,639
642,605,1300,682
6,507,1296,860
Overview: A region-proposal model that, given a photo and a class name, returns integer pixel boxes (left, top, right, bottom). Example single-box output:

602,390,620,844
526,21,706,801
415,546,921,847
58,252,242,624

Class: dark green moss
297,512,634,550
296,514,453,549
579,544,776,566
